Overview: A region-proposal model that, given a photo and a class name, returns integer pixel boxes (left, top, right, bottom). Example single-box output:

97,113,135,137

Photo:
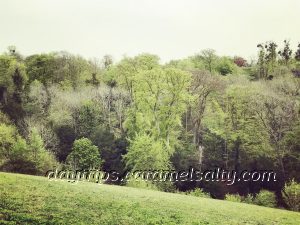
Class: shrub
187,188,211,198
254,190,276,208
155,181,176,193
243,194,254,204
67,137,102,170
225,194,242,202
126,177,158,191
282,179,300,211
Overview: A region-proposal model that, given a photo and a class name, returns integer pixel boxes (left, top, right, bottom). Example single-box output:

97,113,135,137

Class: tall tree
199,49,217,73
278,40,292,66
124,66,191,170
25,54,57,113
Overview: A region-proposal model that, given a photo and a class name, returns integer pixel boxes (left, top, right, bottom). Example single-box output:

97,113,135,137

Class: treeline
0,41,299,210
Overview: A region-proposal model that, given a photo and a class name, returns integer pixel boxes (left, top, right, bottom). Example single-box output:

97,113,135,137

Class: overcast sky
0,0,299,62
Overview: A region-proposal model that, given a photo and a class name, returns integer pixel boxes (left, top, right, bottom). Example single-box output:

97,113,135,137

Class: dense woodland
0,41,299,210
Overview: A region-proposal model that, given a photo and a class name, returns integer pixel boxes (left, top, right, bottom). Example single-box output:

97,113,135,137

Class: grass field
0,172,299,225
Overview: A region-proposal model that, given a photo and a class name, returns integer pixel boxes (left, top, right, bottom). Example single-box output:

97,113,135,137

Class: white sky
0,0,299,63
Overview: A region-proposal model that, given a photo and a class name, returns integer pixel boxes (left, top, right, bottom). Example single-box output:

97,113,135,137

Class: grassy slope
0,172,299,225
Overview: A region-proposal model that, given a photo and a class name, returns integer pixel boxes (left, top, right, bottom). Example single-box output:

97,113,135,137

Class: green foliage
282,179,300,211
123,62,191,171
243,194,254,204
216,57,236,75
74,101,102,138
0,55,14,90
253,190,277,208
0,45,299,213
187,188,211,198
124,133,169,171
126,177,159,191
197,49,218,72
225,194,242,202
167,58,197,70
67,137,102,170
0,124,57,174
0,123,21,161
203,83,273,171
28,128,58,174
91,125,126,173
0,55,28,123
25,54,57,86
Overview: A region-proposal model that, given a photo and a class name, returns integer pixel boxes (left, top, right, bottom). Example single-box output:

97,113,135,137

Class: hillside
0,172,299,225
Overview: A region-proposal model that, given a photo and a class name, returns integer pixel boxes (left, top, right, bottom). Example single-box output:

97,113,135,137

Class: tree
278,40,292,66
27,128,57,174
295,43,300,61
187,70,223,151
103,54,113,69
25,54,57,113
67,137,102,170
91,125,126,173
253,87,298,179
257,44,267,79
233,56,247,67
0,124,56,174
256,42,278,79
216,57,236,75
0,123,20,160
203,84,273,172
0,55,28,129
106,54,160,102
0,55,14,103
199,49,217,73
72,101,102,138
124,133,168,170
265,41,278,74
86,73,100,87
124,65,191,170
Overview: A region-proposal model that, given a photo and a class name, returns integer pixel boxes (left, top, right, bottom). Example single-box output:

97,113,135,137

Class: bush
67,137,102,170
155,181,176,193
243,194,254,204
282,179,300,211
225,194,242,202
126,177,158,191
254,190,276,208
187,188,211,198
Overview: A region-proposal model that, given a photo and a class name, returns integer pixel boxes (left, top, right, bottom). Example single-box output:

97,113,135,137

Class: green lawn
0,172,299,225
